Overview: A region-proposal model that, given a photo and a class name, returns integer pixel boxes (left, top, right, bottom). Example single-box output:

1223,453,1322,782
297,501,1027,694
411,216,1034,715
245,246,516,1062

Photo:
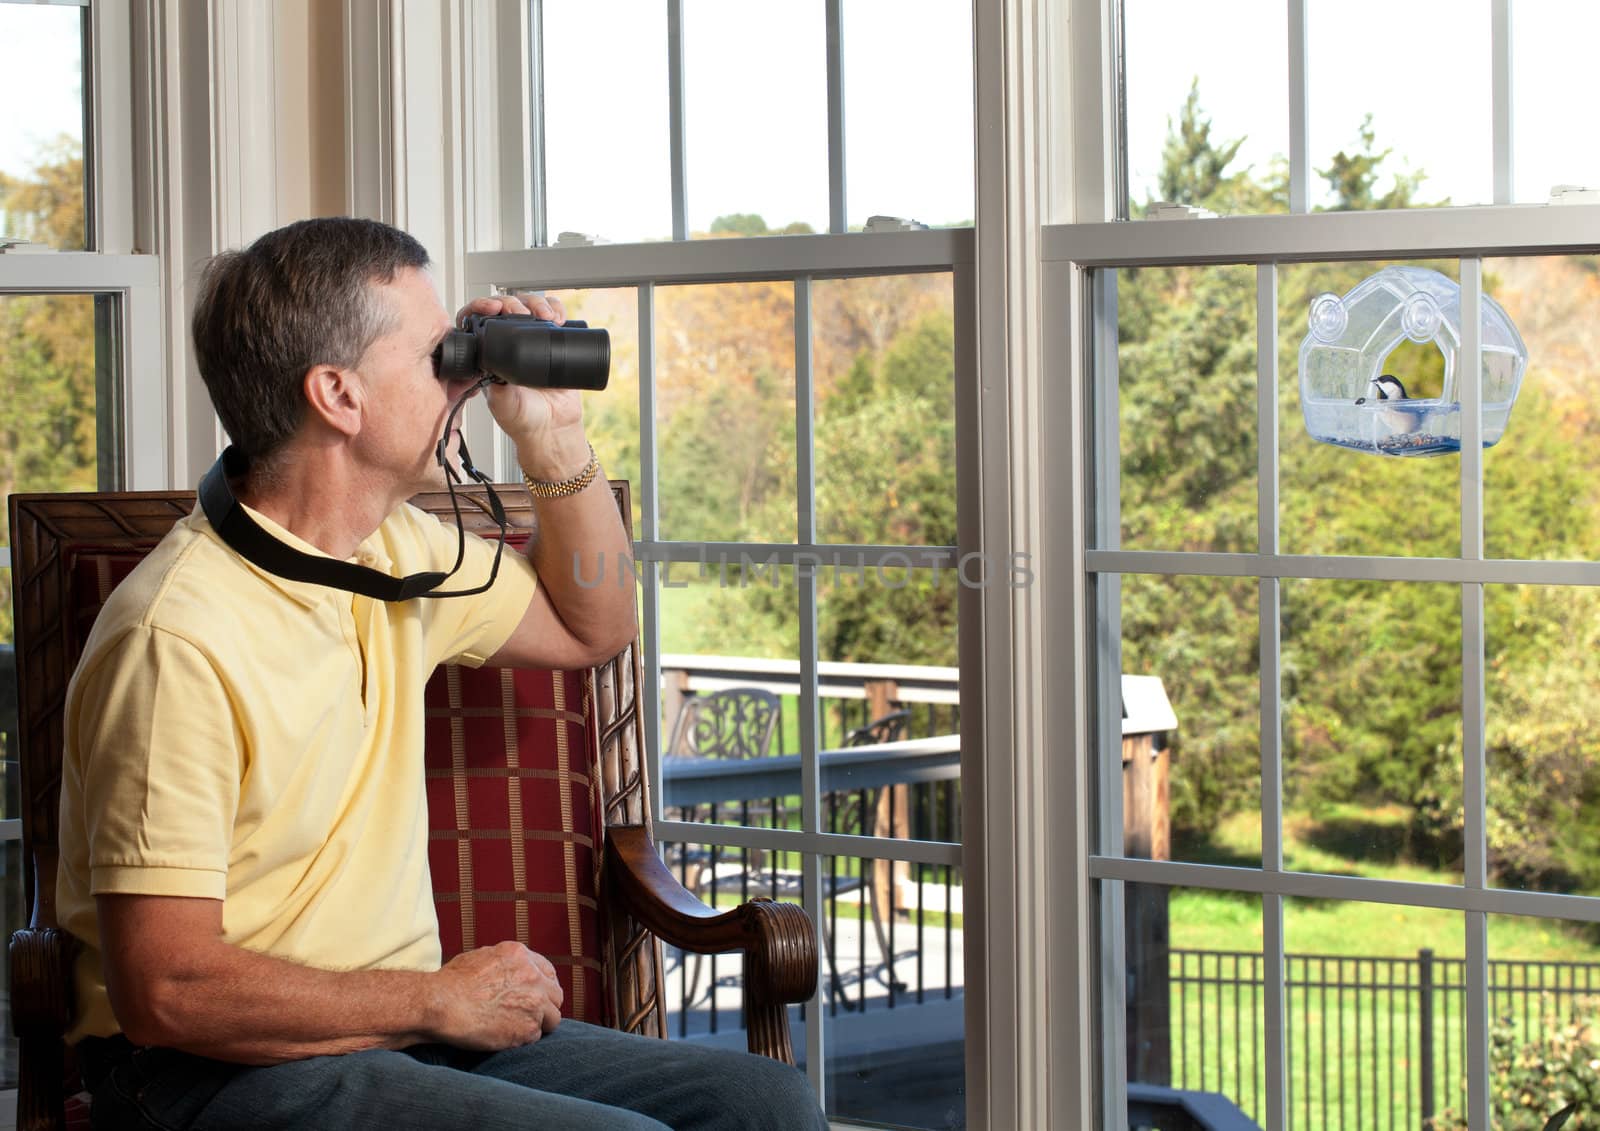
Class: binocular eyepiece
433,313,610,391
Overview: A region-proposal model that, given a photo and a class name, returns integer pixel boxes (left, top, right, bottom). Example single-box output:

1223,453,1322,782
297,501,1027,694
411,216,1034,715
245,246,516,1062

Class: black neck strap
199,447,446,601
198,442,508,602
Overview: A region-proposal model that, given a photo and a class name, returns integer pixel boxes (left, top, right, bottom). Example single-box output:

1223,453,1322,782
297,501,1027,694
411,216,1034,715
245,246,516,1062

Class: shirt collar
196,502,399,609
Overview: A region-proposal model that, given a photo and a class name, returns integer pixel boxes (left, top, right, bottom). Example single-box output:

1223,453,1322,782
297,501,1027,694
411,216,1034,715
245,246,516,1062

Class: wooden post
865,679,910,923
660,668,691,754
1124,731,1172,1086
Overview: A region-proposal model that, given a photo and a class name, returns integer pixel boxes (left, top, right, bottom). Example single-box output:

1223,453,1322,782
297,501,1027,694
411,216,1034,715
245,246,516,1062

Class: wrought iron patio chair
661,687,784,1002
825,709,913,1009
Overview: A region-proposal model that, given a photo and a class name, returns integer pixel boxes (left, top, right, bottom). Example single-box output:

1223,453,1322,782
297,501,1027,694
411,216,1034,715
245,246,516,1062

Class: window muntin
540,2,673,244
841,0,975,229
0,0,88,250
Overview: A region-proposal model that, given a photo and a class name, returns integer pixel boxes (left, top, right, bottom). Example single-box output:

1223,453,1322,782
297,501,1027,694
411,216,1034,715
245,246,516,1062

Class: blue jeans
79,1020,826,1130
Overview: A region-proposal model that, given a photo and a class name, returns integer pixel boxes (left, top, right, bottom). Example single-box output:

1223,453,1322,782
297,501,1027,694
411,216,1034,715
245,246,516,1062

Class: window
1066,212,1600,1129
471,4,977,1124
1119,1,1600,217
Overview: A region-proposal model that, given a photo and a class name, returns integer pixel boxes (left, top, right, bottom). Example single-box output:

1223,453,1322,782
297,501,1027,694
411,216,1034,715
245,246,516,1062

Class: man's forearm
119,938,439,1065
520,446,637,657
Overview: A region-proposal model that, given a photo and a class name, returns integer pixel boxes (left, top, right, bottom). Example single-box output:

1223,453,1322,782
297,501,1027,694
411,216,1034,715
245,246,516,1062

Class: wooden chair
6,482,817,1131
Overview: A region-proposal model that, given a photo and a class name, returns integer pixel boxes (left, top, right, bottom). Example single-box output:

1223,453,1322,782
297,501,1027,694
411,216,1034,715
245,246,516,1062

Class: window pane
823,854,965,1128
1115,265,1258,553
684,1,827,237
656,835,806,1050
1,292,110,546
1281,579,1462,885
1477,913,1600,1131
1512,1,1600,204
1278,260,1462,558
1485,584,1600,898
541,1,672,244
655,282,796,543
657,566,800,834
1284,899,1465,1125
842,0,974,229
1124,884,1265,1128
546,287,642,534
1122,0,1289,216
1307,0,1491,211
1119,573,1260,868
1482,254,1600,562
0,2,87,249
813,273,955,548
817,567,960,844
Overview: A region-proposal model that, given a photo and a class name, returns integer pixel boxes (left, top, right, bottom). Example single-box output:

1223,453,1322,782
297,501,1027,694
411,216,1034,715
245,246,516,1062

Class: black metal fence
1156,946,1600,1130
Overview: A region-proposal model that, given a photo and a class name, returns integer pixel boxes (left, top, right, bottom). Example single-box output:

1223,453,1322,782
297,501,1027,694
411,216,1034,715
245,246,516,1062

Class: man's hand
428,941,565,1050
454,291,592,482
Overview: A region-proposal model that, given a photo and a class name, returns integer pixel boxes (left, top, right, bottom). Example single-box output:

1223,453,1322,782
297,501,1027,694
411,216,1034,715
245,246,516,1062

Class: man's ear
303,364,363,438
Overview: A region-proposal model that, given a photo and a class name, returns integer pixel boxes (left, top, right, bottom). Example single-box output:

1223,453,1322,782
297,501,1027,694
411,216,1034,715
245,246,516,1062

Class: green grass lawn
1155,805,1600,1128
1171,805,1600,963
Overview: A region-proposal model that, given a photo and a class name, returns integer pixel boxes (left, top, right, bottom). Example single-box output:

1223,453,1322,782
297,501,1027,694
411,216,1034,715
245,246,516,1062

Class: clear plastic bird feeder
1299,266,1528,456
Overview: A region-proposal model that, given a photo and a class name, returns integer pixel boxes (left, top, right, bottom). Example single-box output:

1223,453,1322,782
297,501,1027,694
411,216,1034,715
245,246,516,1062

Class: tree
0,139,96,646
709,213,770,237
1317,114,1431,212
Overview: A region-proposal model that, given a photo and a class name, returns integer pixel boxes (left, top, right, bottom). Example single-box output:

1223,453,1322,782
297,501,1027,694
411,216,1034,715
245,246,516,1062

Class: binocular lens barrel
434,315,610,391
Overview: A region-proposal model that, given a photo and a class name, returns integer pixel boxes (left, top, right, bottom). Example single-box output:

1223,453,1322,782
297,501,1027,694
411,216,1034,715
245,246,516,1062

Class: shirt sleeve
401,505,540,669
68,626,242,899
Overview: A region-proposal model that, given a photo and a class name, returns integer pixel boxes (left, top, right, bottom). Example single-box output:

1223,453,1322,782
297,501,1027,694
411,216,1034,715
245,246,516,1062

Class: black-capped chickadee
1361,373,1418,435
1370,373,1409,401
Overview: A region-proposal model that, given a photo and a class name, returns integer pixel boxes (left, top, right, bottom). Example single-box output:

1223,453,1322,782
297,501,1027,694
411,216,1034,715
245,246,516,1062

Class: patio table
660,734,961,809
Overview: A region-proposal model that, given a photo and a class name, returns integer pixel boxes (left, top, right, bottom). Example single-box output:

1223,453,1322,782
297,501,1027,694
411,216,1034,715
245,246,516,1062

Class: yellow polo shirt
56,501,538,1041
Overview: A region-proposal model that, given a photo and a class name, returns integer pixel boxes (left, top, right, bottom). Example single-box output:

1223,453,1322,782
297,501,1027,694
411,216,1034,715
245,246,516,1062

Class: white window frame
1060,3,1600,1130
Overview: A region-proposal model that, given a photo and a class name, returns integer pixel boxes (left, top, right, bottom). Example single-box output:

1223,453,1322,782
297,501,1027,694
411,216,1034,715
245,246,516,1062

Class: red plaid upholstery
422,663,608,1026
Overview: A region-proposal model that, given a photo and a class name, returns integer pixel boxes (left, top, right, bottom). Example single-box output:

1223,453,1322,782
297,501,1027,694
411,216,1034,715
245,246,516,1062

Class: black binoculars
433,313,610,391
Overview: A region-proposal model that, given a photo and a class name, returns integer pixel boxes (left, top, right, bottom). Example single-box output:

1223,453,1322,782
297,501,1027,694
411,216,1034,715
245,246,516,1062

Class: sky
1125,0,1600,209
5,1,1598,236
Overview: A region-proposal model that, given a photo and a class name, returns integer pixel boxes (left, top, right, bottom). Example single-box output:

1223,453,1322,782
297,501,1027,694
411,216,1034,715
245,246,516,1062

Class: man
56,217,825,1130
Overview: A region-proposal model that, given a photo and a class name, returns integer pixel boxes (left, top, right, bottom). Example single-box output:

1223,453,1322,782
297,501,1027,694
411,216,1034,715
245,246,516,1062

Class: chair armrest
11,926,79,1131
606,825,816,1063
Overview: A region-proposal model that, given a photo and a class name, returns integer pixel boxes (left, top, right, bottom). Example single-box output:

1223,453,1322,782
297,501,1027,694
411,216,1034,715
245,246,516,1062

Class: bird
1369,373,1409,401
1363,373,1420,437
